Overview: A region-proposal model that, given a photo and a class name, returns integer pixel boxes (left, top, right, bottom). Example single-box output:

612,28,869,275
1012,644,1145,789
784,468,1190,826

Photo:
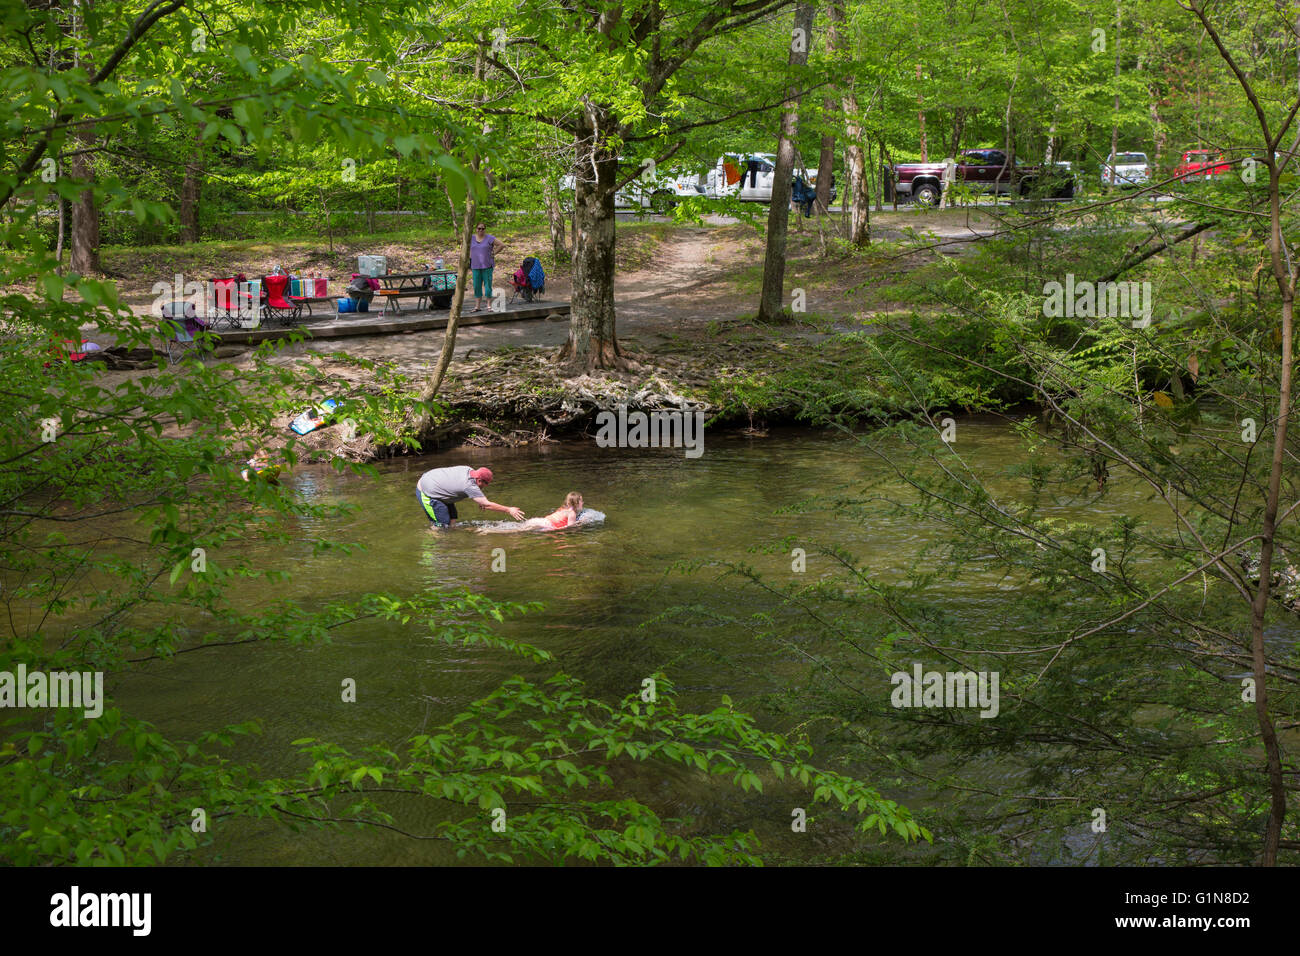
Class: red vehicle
1173,149,1231,182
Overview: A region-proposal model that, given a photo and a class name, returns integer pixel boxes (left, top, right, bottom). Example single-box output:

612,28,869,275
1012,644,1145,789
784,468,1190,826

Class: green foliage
288,672,927,865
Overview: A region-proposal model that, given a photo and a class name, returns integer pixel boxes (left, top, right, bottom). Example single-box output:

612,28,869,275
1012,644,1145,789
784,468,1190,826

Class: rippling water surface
111,423,1194,864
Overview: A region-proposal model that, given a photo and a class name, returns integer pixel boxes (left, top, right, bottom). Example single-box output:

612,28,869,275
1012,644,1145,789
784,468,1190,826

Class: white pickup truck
560,161,705,211
705,153,834,203
1101,151,1152,188
707,152,775,200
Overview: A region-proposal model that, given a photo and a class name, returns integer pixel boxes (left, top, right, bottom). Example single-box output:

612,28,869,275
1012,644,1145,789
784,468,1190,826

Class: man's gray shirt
417,466,484,502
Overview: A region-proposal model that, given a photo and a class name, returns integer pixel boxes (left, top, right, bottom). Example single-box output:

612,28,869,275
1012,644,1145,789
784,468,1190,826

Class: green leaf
40,273,64,301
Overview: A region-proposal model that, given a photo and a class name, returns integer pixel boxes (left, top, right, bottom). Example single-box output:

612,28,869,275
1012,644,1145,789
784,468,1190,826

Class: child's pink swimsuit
547,512,572,530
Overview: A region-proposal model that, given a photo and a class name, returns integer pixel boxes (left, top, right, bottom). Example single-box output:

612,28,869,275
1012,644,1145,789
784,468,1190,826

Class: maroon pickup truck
887,148,1075,205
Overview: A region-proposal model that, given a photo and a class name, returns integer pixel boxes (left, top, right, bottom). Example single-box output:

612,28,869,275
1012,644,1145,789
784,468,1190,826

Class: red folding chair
208,274,254,330
43,338,95,367
261,274,301,327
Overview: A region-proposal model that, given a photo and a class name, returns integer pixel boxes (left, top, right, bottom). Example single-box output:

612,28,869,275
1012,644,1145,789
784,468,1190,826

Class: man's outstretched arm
472,496,525,521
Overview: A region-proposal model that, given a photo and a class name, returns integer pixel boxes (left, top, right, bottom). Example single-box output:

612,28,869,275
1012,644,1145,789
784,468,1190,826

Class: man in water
416,465,524,529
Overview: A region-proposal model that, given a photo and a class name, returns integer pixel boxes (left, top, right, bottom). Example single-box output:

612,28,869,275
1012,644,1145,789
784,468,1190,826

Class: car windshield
1114,153,1147,164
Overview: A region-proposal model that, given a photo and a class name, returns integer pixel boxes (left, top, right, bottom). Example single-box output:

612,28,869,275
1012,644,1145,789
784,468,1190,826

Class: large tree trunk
875,136,885,212
69,147,100,275
843,79,869,246
815,134,835,217
48,44,68,274
558,104,623,369
838,0,868,244
757,2,816,324
69,0,101,275
813,2,842,217
56,191,68,274
178,125,203,243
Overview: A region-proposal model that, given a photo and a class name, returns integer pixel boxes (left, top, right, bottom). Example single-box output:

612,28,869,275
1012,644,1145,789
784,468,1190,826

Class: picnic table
373,270,457,315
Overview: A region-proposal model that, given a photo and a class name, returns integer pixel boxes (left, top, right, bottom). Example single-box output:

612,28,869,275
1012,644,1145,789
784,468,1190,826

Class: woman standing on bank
469,223,505,313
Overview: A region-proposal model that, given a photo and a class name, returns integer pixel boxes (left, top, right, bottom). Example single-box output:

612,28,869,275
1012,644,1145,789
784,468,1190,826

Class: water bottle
435,257,444,271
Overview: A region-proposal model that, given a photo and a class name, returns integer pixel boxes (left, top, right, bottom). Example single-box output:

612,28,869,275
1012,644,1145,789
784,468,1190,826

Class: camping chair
43,338,100,368
508,256,545,304
241,278,262,327
207,276,244,330
261,273,301,327
417,271,455,311
159,300,206,364
527,257,545,300
208,274,257,329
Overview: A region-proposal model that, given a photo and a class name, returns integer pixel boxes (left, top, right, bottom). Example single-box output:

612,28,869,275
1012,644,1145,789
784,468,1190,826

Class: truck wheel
650,191,677,214
913,182,940,206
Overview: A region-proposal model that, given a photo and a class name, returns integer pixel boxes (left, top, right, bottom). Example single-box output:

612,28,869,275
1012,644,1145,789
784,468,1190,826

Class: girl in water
478,492,584,533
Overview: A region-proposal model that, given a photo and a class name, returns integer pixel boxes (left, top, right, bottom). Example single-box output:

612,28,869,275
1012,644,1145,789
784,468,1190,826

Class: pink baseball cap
472,467,494,483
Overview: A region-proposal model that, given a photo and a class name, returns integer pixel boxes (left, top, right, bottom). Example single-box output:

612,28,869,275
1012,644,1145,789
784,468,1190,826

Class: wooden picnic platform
212,299,569,346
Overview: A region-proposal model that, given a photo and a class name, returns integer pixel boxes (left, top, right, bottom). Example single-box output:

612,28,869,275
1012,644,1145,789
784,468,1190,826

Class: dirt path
614,226,756,330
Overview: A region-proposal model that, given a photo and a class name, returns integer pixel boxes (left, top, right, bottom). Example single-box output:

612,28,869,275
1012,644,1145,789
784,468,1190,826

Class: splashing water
462,509,607,533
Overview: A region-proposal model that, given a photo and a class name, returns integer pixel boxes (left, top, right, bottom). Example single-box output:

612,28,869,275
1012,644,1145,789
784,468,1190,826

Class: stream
109,421,1243,864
